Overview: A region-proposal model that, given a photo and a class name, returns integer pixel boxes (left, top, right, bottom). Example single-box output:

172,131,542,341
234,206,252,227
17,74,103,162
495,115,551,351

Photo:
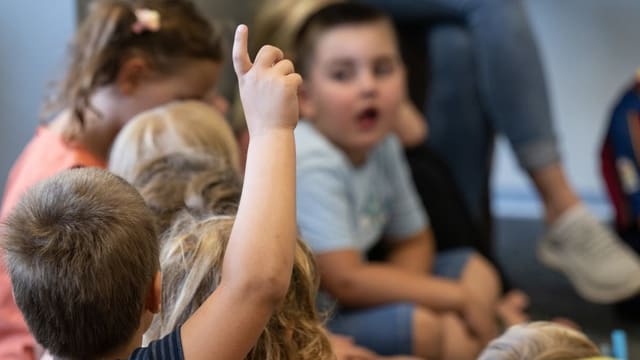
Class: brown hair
1,168,158,358
146,211,334,360
294,2,393,76
477,322,602,360
45,0,223,129
131,152,242,234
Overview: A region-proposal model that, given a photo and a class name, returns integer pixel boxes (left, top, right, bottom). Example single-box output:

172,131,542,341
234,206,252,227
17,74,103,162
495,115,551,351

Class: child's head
293,2,406,163
47,0,224,136
130,152,242,234
477,322,601,360
1,168,160,358
109,100,241,181
146,210,333,359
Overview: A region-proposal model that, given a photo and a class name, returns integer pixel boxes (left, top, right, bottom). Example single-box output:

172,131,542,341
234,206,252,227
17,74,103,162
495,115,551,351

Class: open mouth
357,107,379,130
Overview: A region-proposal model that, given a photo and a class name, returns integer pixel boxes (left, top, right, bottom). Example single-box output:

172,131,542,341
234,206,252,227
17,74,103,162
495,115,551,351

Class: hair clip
132,8,161,34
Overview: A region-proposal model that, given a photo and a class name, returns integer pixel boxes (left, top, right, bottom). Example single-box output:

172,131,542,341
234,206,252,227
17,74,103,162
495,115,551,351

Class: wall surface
493,0,640,219
0,2,76,194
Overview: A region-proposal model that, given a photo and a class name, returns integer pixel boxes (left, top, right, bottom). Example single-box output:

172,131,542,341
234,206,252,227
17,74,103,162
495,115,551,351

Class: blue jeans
362,0,560,223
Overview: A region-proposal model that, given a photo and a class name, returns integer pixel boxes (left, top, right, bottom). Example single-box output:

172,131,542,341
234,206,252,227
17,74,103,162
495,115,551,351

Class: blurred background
1,0,639,354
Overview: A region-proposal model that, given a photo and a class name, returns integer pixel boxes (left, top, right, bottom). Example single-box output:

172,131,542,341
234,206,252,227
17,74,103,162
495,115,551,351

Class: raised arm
180,25,301,360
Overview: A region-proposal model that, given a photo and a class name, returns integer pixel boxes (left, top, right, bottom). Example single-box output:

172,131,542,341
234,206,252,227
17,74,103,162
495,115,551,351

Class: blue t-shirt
295,121,428,254
128,327,183,359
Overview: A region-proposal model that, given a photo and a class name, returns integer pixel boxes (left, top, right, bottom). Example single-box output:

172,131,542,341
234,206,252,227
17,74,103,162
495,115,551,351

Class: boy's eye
374,59,396,77
329,67,355,81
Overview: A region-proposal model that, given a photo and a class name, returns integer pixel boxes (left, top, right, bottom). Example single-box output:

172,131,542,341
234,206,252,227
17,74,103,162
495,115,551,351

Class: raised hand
232,24,302,136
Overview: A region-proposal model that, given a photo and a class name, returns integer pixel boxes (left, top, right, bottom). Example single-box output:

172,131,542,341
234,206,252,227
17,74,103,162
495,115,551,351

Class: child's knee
412,306,442,359
463,254,501,291
441,312,482,360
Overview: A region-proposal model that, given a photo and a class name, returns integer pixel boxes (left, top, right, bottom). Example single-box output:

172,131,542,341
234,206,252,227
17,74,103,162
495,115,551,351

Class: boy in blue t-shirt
293,3,520,359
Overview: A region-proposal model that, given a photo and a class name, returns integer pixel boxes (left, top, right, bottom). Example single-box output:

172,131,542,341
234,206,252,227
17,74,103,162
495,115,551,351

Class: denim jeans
363,0,560,223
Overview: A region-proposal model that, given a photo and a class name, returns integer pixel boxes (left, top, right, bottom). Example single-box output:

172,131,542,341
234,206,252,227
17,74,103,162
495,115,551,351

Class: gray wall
493,0,640,219
0,2,76,192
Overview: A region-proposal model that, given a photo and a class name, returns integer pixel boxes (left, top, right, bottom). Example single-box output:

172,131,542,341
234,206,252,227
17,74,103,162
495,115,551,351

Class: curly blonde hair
145,210,333,359
478,322,602,360
130,150,333,359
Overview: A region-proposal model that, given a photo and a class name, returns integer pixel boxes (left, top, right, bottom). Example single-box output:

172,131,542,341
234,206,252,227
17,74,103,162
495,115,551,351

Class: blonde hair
145,211,334,359
132,152,241,234
477,322,601,360
45,0,223,128
109,100,240,181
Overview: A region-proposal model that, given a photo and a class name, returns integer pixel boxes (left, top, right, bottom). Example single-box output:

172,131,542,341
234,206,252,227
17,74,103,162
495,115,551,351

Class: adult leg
370,0,640,303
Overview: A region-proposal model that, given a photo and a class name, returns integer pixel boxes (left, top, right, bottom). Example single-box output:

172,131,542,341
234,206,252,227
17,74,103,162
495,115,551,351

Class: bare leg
528,162,580,224
459,254,500,343
412,306,442,359
440,313,481,360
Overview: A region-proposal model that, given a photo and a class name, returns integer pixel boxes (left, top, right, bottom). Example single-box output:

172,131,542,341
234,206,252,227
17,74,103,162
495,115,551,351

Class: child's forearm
223,129,296,300
326,262,465,312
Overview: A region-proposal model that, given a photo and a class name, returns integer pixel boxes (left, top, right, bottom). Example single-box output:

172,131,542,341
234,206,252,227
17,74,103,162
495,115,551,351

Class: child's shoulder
1,127,105,220
294,121,350,169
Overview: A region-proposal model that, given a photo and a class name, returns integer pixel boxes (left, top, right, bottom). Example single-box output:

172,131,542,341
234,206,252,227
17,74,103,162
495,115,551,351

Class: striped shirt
129,327,184,359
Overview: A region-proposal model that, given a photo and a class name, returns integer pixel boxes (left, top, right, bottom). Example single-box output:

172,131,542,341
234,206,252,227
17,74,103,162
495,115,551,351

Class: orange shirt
0,127,105,360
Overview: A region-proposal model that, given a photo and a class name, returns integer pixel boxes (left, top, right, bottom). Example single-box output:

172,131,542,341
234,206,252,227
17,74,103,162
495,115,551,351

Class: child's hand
232,24,302,136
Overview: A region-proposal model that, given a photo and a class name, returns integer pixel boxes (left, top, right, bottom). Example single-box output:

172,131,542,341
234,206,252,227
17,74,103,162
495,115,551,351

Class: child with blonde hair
2,22,303,359
108,65,333,360
478,322,604,360
146,208,333,359
0,1,226,356
109,106,334,358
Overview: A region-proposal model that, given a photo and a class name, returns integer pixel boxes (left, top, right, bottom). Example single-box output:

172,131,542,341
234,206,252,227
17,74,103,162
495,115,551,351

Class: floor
495,217,640,357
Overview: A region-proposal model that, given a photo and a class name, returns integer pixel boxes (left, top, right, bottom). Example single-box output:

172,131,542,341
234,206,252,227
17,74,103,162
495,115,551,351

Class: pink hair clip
132,8,161,34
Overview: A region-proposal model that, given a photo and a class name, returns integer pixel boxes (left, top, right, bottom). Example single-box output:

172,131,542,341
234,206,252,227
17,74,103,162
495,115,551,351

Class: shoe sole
538,240,640,304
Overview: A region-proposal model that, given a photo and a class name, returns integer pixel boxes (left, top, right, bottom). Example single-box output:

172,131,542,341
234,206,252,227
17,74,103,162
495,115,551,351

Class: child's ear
116,56,151,95
145,271,162,314
298,83,315,119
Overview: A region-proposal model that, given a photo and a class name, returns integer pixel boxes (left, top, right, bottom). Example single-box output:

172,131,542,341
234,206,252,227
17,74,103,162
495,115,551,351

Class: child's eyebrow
325,58,356,67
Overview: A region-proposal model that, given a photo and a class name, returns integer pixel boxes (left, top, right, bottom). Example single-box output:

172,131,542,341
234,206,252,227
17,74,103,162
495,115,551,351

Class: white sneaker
538,204,640,303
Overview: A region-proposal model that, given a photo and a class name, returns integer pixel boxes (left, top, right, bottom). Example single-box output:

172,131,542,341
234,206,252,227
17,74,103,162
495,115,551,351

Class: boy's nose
358,72,378,97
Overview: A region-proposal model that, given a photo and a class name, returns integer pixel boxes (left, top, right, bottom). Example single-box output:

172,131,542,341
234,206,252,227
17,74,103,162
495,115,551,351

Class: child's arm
318,248,496,341
180,25,301,360
317,249,466,311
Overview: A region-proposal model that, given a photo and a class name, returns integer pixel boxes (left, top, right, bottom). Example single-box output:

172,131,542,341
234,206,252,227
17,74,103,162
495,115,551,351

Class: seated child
146,205,333,359
477,322,603,360
107,91,383,360
107,80,332,359
290,3,520,359
1,24,302,359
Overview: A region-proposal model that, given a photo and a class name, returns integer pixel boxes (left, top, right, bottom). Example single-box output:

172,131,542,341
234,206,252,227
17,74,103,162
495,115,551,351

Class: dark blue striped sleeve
128,327,184,359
